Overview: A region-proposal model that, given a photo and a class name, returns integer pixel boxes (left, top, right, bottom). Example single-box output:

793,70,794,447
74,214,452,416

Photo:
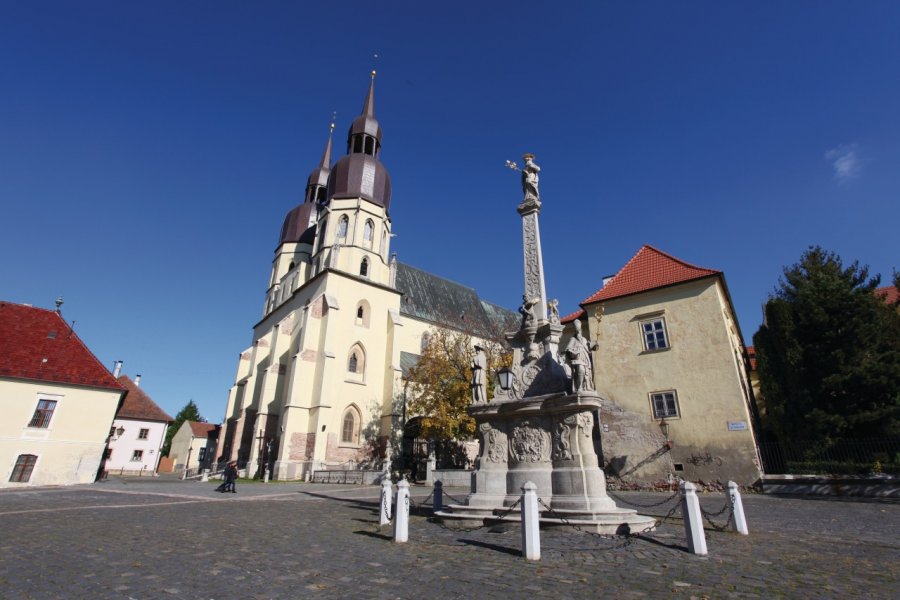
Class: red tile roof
560,309,585,324
581,245,720,305
0,301,124,391
116,376,173,423
876,285,899,305
746,346,757,371
188,421,216,437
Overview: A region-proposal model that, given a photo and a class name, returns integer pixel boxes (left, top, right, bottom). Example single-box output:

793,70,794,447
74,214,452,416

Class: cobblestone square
0,479,897,599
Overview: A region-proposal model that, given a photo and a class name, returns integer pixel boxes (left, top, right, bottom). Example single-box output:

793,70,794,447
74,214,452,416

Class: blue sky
2,1,898,421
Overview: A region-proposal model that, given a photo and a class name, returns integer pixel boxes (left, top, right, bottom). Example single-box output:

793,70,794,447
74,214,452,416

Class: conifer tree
162,399,205,457
753,247,900,443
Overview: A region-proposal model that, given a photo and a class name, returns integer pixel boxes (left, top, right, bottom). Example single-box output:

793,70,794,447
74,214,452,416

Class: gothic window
341,406,361,445
9,454,37,483
360,258,369,278
355,300,370,327
337,215,349,239
381,229,387,256
346,343,366,381
363,220,374,248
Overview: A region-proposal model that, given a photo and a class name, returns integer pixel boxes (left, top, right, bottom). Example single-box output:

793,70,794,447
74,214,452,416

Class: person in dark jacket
218,461,238,493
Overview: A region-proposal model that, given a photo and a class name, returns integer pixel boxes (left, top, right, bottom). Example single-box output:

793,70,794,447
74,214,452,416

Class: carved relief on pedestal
551,417,573,461
479,422,508,464
509,418,550,463
522,215,542,302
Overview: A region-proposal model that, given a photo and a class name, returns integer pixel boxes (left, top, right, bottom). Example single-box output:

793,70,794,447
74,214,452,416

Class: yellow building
217,76,513,480
562,245,762,487
0,301,125,487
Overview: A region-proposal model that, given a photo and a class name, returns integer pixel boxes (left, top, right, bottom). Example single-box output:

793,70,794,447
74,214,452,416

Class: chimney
113,360,123,378
135,374,142,387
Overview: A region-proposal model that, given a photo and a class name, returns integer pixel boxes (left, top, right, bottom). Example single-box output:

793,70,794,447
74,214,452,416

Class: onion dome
327,71,392,211
279,202,316,245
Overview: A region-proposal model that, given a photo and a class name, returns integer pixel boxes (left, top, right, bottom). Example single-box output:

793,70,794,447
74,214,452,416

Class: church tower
312,71,393,285
218,73,404,481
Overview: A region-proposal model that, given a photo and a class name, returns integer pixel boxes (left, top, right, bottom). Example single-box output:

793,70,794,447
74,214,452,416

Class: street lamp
658,417,671,447
497,367,514,391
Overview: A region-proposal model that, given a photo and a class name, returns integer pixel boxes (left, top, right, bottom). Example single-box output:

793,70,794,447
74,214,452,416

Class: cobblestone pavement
0,479,897,599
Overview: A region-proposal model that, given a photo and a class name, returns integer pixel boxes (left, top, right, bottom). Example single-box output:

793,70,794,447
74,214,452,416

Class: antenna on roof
55,296,64,313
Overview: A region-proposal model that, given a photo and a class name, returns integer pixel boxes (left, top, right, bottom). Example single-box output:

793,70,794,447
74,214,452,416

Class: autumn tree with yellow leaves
404,327,508,442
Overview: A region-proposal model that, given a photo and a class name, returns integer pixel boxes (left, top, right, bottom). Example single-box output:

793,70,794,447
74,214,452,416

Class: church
217,74,761,487
215,74,513,480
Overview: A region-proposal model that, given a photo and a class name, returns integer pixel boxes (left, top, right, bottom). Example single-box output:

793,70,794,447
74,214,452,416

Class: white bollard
380,479,393,525
200,469,209,482
393,480,410,543
520,481,541,561
433,480,443,514
728,481,749,535
680,481,708,556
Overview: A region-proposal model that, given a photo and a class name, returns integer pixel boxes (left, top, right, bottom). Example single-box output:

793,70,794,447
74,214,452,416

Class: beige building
0,301,125,488
217,76,513,480
168,420,216,472
562,245,762,487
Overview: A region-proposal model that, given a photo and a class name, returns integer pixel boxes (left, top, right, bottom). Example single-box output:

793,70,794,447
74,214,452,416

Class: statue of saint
471,345,487,404
547,299,560,325
519,294,538,329
521,154,540,205
565,319,599,393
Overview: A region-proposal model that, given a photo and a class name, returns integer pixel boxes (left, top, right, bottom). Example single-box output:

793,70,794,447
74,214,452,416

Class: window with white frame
138,428,149,440
28,399,57,428
131,450,144,462
640,318,669,351
650,390,679,419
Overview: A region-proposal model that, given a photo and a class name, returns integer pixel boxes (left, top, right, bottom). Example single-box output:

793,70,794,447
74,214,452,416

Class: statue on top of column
521,153,541,207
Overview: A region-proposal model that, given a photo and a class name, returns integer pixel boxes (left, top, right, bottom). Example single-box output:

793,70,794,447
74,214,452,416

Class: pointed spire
362,70,376,118
317,118,335,171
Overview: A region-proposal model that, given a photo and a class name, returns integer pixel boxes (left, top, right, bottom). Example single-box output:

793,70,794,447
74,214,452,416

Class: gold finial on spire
371,52,379,79
330,111,336,132
371,69,376,79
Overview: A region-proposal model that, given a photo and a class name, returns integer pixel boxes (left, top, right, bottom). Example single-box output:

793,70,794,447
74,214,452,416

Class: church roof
395,263,516,337
581,245,720,305
116,375,173,423
399,351,420,378
0,301,124,391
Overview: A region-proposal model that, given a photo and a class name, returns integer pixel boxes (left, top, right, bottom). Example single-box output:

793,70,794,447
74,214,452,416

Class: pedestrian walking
219,461,238,493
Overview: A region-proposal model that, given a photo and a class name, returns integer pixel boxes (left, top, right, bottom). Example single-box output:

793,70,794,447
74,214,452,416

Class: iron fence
758,437,900,475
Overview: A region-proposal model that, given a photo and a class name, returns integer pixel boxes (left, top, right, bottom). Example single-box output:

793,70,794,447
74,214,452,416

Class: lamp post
183,446,193,480
659,417,672,448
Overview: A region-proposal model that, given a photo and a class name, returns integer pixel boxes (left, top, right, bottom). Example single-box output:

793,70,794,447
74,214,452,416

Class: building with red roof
0,300,125,487
560,246,761,487
103,375,173,476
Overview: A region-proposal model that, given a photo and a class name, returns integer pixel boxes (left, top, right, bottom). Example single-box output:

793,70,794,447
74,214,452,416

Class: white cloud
825,143,862,183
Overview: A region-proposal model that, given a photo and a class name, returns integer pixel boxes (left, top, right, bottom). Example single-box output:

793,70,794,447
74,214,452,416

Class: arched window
355,300,370,327
337,215,349,239
363,220,374,248
346,343,366,381
341,406,361,445
420,332,431,351
360,258,369,278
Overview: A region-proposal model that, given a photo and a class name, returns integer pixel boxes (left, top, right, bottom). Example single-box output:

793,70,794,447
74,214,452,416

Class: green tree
404,328,508,442
162,399,205,457
753,246,900,443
